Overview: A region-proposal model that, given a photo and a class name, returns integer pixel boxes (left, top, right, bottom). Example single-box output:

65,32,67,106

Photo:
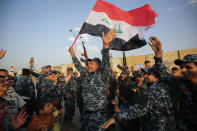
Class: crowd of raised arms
0,29,197,131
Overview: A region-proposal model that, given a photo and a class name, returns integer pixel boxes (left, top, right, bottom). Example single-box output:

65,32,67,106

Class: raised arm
0,49,7,59
29,58,40,78
101,29,116,78
68,46,87,75
148,36,174,81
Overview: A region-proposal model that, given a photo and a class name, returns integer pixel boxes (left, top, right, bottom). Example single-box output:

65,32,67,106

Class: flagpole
71,0,100,48
71,33,79,48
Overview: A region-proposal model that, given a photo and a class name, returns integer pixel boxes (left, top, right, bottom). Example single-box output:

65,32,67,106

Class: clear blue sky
0,0,197,71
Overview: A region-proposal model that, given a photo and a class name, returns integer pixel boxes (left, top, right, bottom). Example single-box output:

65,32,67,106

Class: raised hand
68,46,75,57
111,99,118,105
81,51,88,58
148,36,162,58
102,29,116,48
29,57,34,72
10,111,28,130
0,49,7,59
59,109,64,114
101,117,116,129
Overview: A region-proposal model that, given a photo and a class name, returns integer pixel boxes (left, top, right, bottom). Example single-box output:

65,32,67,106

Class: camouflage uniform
128,81,147,104
15,76,36,101
63,76,77,123
15,76,36,125
121,80,149,131
72,48,110,131
37,77,57,100
75,76,84,119
155,55,197,131
114,57,176,131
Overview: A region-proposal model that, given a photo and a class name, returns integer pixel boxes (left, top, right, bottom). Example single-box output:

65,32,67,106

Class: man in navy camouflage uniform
73,71,84,120
174,54,197,131
122,70,149,131
101,36,176,131
68,29,116,131
36,70,58,100
147,36,197,131
29,58,51,81
63,67,78,125
15,68,36,126
15,68,35,108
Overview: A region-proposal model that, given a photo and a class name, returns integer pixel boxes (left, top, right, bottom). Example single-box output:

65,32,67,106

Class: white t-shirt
4,90,26,119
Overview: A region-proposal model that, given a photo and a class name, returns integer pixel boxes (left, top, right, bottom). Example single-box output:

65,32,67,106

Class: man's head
120,72,126,80
50,98,60,111
133,71,144,84
7,76,16,88
67,67,73,75
144,60,151,68
22,68,31,76
146,67,159,82
0,76,9,93
0,69,9,80
35,100,54,115
88,58,101,73
45,70,56,81
174,54,197,81
41,65,51,74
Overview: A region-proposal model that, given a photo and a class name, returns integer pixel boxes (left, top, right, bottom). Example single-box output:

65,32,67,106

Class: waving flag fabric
79,0,158,51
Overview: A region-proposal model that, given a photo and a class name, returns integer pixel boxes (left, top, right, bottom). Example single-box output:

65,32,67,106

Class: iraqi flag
79,0,158,51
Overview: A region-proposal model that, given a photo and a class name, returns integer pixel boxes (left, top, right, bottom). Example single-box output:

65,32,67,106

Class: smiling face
135,75,144,84
0,70,9,80
88,61,99,73
0,78,9,93
46,73,55,81
180,62,197,80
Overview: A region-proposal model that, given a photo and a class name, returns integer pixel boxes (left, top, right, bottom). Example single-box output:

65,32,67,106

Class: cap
41,65,51,69
88,57,101,66
133,70,144,76
141,68,149,73
44,70,56,77
67,67,73,71
174,54,197,66
171,67,178,71
22,68,30,75
53,70,59,74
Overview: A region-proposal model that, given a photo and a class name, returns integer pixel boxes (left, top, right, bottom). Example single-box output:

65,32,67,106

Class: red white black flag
79,0,158,51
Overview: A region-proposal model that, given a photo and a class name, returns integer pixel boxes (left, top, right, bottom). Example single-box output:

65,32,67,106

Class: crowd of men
0,29,197,131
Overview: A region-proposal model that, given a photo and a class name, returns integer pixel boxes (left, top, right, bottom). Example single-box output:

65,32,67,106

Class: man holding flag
68,29,116,131
67,0,158,130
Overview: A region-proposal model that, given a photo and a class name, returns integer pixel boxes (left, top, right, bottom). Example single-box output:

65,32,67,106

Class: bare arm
68,47,87,75
0,49,7,59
